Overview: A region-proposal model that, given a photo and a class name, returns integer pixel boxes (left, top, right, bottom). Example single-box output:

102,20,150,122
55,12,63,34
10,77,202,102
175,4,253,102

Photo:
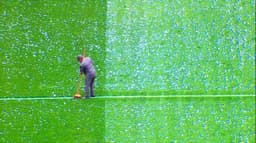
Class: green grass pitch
1,96,255,142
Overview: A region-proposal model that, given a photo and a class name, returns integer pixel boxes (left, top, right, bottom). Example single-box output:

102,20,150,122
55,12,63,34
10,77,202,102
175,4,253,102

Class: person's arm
80,65,83,75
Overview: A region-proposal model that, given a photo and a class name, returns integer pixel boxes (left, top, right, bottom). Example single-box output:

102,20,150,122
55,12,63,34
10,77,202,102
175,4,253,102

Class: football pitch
1,95,255,143
0,1,255,142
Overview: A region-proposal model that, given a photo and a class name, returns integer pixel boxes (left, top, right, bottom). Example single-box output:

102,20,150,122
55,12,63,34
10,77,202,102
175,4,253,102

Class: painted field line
96,95,255,99
0,95,254,101
0,97,73,101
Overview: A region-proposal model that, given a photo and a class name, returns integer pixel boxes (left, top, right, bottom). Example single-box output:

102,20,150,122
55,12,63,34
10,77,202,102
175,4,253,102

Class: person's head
77,55,84,63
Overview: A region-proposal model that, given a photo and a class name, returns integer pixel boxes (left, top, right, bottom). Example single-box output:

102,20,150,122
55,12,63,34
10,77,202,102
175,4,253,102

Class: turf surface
1,96,255,143
0,0,255,97
0,1,255,143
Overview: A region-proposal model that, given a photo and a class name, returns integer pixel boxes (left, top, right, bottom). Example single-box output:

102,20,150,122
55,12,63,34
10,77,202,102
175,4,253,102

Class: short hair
77,55,83,61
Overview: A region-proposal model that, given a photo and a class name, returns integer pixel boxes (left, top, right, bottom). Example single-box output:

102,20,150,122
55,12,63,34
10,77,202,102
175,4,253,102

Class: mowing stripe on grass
0,95,254,101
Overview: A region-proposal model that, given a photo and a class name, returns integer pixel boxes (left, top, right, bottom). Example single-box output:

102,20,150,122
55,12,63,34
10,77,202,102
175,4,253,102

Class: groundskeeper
77,55,96,99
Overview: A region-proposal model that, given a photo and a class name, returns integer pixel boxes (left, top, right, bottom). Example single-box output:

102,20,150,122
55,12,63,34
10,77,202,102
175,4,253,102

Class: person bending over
77,54,96,99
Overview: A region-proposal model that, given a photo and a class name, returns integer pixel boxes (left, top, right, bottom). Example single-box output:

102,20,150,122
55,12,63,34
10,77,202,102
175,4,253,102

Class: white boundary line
96,95,255,98
0,95,254,101
0,97,73,101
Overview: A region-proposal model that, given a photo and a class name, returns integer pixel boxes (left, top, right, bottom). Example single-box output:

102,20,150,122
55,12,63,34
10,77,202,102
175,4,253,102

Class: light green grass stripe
0,95,254,101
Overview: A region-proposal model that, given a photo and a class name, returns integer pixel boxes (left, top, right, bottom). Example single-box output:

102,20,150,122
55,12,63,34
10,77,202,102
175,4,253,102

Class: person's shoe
85,96,90,99
91,95,95,97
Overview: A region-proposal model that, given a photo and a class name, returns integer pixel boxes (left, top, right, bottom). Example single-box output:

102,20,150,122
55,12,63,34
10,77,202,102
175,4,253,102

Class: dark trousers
85,73,95,97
